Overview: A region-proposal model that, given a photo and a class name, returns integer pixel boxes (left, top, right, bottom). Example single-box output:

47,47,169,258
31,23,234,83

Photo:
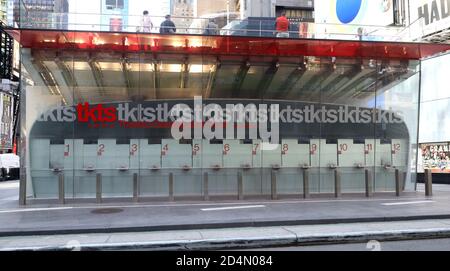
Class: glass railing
10,11,427,43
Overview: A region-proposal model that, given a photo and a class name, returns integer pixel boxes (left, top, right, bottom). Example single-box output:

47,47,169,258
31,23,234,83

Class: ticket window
319,139,337,168
129,139,140,170
252,140,262,168
376,140,392,167
63,139,75,170
261,142,282,169
337,139,365,168
97,139,119,170
365,139,376,167
83,141,98,170
139,139,161,170
392,139,408,168
281,139,310,168
114,141,131,170
223,140,253,169
49,142,64,170
310,139,320,168
161,139,192,169
193,139,223,169
30,139,50,171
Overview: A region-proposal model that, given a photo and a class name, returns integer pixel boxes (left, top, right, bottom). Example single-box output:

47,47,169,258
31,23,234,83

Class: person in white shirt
140,10,153,33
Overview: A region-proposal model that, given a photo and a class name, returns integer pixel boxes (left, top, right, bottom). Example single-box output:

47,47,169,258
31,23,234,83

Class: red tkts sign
76,103,117,123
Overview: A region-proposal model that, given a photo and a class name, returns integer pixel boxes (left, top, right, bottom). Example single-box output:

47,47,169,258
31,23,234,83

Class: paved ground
1,181,450,236
2,181,450,250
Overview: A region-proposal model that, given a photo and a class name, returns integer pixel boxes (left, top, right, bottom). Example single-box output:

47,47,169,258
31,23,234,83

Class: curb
2,214,450,237
4,228,450,251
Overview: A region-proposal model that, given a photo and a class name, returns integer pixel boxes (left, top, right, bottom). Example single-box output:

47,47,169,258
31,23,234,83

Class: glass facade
14,30,435,203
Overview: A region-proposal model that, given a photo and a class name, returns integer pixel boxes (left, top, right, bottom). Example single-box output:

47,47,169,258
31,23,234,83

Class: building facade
10,0,68,29
172,0,194,33
0,0,7,23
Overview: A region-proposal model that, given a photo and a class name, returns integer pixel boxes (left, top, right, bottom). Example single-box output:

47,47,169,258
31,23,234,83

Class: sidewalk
2,219,450,251
0,181,450,236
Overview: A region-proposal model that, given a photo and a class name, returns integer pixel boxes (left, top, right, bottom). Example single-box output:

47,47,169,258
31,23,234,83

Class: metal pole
19,169,26,206
96,173,102,203
271,170,277,200
303,168,310,199
133,173,139,203
334,169,341,198
203,172,209,201
58,173,65,204
365,169,373,197
425,169,433,197
226,0,230,25
238,171,244,200
169,172,174,202
395,169,401,197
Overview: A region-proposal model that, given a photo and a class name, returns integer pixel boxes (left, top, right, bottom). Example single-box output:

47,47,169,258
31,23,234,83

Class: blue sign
336,0,362,24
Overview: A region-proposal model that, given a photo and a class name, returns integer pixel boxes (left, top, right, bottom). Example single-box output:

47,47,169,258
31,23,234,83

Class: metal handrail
9,12,418,42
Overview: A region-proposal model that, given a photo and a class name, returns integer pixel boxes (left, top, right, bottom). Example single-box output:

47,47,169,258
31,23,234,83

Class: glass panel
21,34,422,202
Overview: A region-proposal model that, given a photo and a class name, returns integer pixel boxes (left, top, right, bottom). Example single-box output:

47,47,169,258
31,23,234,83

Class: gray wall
276,0,314,9
243,0,314,18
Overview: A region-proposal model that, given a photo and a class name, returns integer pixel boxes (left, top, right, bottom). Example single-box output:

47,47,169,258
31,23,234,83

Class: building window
105,0,124,10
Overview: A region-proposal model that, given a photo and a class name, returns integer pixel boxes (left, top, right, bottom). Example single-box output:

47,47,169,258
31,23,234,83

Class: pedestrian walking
275,11,290,38
140,10,153,33
203,19,219,35
160,15,176,34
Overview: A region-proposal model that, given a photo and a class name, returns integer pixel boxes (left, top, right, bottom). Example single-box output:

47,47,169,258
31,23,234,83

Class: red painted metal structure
7,29,450,60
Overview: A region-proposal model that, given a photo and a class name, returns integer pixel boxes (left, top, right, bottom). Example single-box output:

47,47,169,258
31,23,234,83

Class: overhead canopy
7,29,450,60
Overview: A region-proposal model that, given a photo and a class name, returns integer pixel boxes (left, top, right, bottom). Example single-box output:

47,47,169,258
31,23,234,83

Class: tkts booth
6,27,450,204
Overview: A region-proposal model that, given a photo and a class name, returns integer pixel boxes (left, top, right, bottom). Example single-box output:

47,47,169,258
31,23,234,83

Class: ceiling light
71,61,90,71
98,62,122,71
159,64,183,73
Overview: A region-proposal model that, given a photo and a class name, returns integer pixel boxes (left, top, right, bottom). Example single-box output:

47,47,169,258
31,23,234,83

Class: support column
237,171,244,200
96,173,102,203
169,172,174,202
334,169,341,198
203,172,209,201
303,168,310,199
271,170,277,200
425,169,433,197
133,173,139,203
365,169,373,197
58,173,65,204
395,169,401,197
